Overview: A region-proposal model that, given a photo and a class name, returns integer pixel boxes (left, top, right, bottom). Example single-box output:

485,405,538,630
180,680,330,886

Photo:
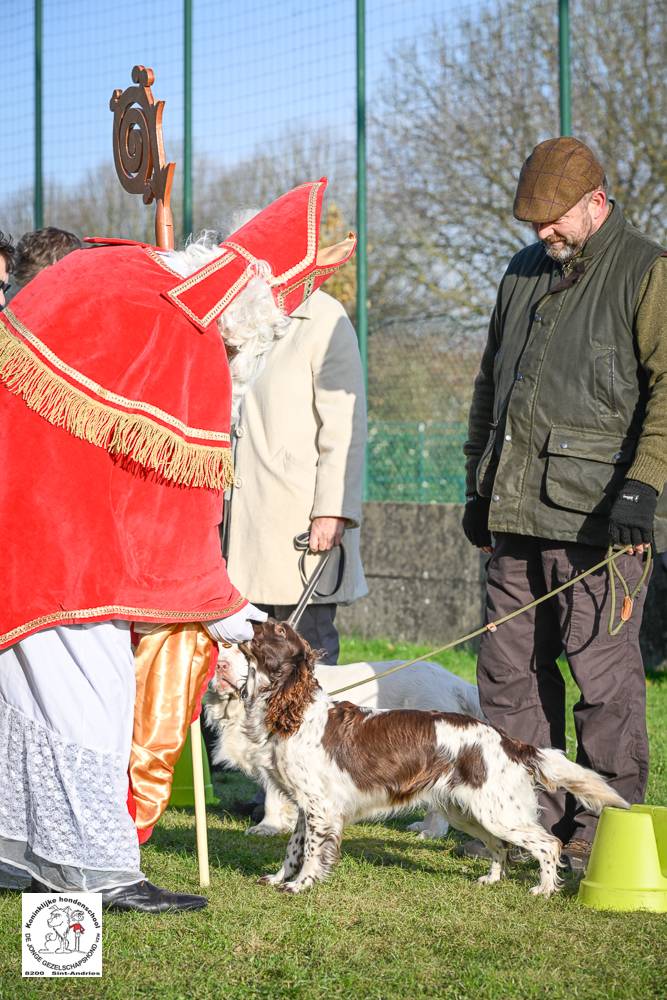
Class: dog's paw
406,820,425,833
257,872,284,886
529,883,556,897
476,873,501,885
278,880,309,895
246,822,284,837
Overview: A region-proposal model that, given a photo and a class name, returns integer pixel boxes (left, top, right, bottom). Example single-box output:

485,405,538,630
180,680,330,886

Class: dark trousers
477,534,649,845
256,603,339,665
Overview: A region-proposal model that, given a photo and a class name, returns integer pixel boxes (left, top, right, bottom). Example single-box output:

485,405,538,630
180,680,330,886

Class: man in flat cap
462,137,666,870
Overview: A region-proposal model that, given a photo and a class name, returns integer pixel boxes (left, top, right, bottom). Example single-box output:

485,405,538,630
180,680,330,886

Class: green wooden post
558,0,571,136
183,0,193,241
356,0,369,500
34,0,43,228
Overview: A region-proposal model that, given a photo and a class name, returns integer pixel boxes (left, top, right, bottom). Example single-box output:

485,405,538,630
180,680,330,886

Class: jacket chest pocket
593,347,619,416
545,425,635,514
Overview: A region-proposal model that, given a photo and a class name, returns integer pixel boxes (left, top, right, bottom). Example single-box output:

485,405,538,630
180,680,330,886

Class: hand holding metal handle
286,532,345,629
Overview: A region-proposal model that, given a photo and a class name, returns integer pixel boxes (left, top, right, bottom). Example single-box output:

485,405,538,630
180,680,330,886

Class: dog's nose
216,658,233,679
211,659,236,693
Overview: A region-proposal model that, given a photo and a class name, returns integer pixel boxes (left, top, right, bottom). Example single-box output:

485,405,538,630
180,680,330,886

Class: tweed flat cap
513,137,605,223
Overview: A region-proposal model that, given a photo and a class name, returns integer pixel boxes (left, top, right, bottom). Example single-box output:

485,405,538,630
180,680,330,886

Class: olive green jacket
464,204,667,548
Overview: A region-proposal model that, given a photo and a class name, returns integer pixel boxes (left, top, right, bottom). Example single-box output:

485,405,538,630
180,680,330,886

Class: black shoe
102,880,208,912
230,788,266,819
229,798,260,818
30,878,207,913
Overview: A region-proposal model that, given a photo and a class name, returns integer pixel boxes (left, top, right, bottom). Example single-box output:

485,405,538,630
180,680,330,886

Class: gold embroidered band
0,596,247,649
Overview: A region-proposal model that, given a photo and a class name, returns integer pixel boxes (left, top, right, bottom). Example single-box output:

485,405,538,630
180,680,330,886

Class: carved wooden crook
110,65,176,250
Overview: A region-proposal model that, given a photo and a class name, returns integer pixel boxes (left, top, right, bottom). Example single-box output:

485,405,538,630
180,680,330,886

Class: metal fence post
183,0,193,242
417,421,426,503
34,0,43,228
356,0,369,501
558,0,571,136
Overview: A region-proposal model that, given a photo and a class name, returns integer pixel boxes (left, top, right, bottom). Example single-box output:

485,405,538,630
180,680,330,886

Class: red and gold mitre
164,177,357,331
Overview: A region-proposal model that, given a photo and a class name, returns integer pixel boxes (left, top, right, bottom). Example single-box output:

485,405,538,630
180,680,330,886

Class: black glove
608,479,657,548
462,492,492,548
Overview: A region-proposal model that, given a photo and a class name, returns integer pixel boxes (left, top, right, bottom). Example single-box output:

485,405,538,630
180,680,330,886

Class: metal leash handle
286,532,345,630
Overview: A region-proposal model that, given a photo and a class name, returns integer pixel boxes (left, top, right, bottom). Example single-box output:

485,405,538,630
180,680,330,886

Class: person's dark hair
0,231,15,273
14,226,82,285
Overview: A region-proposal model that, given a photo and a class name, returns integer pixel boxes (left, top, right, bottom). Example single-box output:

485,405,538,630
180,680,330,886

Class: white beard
160,238,289,422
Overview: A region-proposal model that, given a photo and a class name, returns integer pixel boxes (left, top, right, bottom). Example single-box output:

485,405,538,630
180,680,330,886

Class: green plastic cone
169,728,219,808
578,805,667,912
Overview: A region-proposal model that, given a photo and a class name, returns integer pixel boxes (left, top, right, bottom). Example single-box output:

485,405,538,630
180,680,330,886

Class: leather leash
328,545,651,698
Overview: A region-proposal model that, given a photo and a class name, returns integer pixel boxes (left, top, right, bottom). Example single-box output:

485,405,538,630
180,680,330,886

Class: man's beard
541,216,594,263
541,237,583,263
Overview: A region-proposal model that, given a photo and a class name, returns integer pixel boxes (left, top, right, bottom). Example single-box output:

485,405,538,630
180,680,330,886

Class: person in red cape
0,179,355,912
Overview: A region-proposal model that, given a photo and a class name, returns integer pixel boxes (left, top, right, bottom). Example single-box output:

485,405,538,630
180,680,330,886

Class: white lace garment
0,621,143,891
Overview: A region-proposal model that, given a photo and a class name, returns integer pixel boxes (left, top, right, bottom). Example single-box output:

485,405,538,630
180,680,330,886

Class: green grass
1,638,666,999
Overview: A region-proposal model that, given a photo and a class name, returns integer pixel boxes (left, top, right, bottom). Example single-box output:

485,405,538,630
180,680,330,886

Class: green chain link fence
2,0,664,503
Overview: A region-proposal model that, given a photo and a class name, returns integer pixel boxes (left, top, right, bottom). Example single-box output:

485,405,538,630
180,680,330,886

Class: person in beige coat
225,288,367,663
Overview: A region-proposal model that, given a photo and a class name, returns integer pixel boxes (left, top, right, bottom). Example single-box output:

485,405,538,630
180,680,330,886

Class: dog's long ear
265,654,319,738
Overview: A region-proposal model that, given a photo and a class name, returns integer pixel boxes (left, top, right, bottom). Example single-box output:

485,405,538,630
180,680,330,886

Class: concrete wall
337,502,667,668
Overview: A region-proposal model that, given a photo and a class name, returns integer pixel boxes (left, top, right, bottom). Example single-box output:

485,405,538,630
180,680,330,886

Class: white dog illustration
39,906,72,954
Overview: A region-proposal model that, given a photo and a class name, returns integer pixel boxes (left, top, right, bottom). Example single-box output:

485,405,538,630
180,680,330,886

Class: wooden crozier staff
110,65,211,887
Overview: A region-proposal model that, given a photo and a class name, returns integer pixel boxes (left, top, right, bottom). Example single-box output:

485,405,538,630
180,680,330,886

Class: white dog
205,642,485,839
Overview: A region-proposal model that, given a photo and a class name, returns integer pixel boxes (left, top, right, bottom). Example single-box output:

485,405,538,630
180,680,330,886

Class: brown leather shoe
561,837,592,873
30,878,207,913
452,839,529,864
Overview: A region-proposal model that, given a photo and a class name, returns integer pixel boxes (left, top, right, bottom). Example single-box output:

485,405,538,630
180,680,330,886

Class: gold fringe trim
0,324,234,490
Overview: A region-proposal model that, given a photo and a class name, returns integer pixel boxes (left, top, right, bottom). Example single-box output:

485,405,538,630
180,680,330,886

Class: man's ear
588,188,607,222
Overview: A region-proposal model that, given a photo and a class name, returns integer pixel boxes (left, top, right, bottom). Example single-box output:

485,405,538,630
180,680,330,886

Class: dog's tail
533,749,628,814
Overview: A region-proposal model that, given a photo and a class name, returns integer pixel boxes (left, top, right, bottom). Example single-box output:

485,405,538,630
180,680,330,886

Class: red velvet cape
0,242,245,649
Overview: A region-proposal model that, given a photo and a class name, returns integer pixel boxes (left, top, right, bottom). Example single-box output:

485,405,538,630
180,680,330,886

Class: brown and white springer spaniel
239,621,627,896
205,641,485,839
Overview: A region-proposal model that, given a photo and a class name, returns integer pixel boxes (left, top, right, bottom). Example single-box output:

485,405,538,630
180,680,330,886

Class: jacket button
534,313,542,323
560,442,569,449
505,433,512,442
613,451,623,461
234,476,243,488
235,426,244,437
516,372,524,382
492,494,500,502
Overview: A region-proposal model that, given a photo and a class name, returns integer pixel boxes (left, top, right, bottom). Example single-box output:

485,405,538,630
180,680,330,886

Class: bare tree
193,127,356,237
370,0,666,343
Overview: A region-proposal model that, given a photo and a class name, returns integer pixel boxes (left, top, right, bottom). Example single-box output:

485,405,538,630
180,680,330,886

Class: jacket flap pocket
546,426,635,465
545,426,635,514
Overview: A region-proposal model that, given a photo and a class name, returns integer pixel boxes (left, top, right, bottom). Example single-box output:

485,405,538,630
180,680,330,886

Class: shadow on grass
153,814,453,872
149,810,558,895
